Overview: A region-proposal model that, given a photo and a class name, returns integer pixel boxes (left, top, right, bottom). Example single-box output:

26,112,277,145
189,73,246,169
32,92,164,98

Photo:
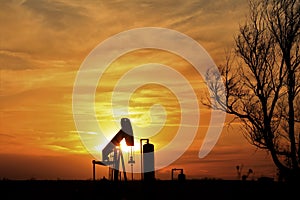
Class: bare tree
205,0,299,182
265,0,300,179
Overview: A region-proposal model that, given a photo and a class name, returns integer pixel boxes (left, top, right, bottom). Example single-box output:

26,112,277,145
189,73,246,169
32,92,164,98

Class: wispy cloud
0,0,275,180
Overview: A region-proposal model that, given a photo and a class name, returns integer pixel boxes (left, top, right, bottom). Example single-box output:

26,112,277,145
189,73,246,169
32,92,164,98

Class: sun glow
119,138,141,153
95,49,204,132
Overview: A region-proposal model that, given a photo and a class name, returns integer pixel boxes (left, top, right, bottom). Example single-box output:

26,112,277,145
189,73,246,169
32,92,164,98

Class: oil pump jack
92,118,135,182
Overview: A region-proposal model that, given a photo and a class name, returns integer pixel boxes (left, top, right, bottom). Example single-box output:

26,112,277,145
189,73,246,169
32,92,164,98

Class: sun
119,139,130,152
119,138,141,153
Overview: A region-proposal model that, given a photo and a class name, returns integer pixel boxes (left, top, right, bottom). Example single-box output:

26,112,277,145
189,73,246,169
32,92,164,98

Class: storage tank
143,142,155,181
178,173,186,181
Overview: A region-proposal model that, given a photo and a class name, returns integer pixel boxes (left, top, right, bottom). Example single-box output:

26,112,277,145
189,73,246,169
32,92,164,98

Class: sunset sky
0,0,277,180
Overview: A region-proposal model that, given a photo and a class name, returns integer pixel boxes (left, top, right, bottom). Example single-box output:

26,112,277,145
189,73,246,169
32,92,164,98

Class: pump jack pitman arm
102,118,134,162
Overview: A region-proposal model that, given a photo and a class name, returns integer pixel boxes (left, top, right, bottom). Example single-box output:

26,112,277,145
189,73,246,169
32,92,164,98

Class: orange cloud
0,0,276,180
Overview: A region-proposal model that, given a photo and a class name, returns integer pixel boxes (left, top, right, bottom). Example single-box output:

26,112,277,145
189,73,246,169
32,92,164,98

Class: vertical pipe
131,147,134,181
113,148,119,182
92,160,96,181
140,139,143,180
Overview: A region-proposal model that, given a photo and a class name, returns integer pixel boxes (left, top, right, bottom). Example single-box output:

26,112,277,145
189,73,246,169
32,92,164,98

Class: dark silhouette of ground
0,179,298,200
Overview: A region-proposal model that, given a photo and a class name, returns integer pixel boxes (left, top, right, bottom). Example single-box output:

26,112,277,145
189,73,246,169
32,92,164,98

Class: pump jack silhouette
92,118,135,181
